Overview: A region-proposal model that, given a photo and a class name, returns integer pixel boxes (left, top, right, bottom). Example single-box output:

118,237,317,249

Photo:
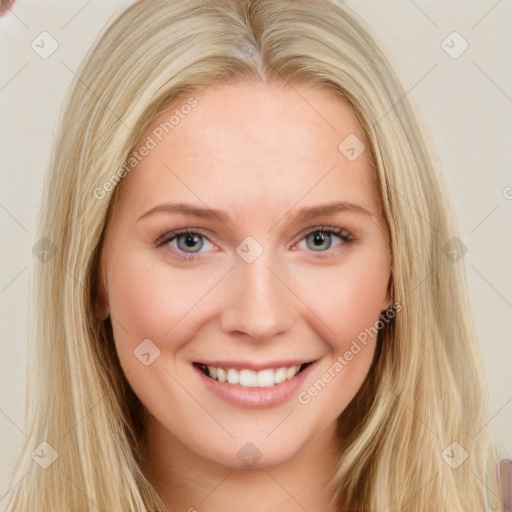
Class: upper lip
193,359,317,371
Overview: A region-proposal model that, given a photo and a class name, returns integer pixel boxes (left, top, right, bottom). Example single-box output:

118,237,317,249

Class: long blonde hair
2,1,501,510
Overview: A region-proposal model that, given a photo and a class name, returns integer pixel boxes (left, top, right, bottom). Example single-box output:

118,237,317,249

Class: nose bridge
220,246,295,339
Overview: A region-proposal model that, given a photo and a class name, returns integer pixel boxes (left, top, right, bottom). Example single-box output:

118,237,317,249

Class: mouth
193,361,314,388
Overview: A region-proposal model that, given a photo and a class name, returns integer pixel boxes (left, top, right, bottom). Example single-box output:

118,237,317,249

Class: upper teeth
204,365,302,388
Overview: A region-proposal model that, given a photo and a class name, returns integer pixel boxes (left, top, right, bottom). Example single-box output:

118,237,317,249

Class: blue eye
156,228,214,261
174,232,206,253
156,226,354,262
299,227,353,253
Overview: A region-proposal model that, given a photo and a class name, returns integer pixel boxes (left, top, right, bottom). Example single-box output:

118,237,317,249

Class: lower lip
194,362,316,409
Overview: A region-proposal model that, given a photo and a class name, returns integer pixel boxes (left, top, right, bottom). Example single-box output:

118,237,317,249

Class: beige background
1,0,511,493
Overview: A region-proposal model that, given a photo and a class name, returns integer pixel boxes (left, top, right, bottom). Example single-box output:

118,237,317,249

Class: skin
98,79,392,511
0,0,15,17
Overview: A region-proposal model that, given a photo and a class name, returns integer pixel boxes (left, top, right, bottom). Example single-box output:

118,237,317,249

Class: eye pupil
178,233,202,252
313,232,325,245
184,235,197,247
308,231,331,251
164,227,348,259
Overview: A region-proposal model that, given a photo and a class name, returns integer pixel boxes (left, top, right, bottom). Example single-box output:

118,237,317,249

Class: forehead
115,79,379,220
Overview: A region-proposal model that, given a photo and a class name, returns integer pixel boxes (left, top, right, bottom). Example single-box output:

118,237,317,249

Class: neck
143,415,341,512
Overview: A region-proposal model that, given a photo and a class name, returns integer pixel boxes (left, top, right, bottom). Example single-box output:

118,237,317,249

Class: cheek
106,251,217,344
298,246,390,347
293,247,390,400
104,251,216,417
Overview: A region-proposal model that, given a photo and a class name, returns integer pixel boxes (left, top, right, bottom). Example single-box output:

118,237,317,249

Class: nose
219,252,296,340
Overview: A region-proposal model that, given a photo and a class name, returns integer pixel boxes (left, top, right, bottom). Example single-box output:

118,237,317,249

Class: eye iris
171,229,342,254
177,233,202,252
307,231,331,251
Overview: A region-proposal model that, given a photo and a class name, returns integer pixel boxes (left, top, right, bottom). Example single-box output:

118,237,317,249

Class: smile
194,362,313,388
192,359,318,409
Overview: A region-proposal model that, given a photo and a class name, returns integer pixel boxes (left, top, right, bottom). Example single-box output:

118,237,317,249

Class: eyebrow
137,201,374,224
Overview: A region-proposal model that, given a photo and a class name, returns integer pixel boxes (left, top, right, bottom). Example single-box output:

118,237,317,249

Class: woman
1,0,503,510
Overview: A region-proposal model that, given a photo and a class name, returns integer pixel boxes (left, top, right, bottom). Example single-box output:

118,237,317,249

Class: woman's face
99,80,392,469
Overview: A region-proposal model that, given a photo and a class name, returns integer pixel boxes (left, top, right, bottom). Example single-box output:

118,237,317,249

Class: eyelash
155,225,355,262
